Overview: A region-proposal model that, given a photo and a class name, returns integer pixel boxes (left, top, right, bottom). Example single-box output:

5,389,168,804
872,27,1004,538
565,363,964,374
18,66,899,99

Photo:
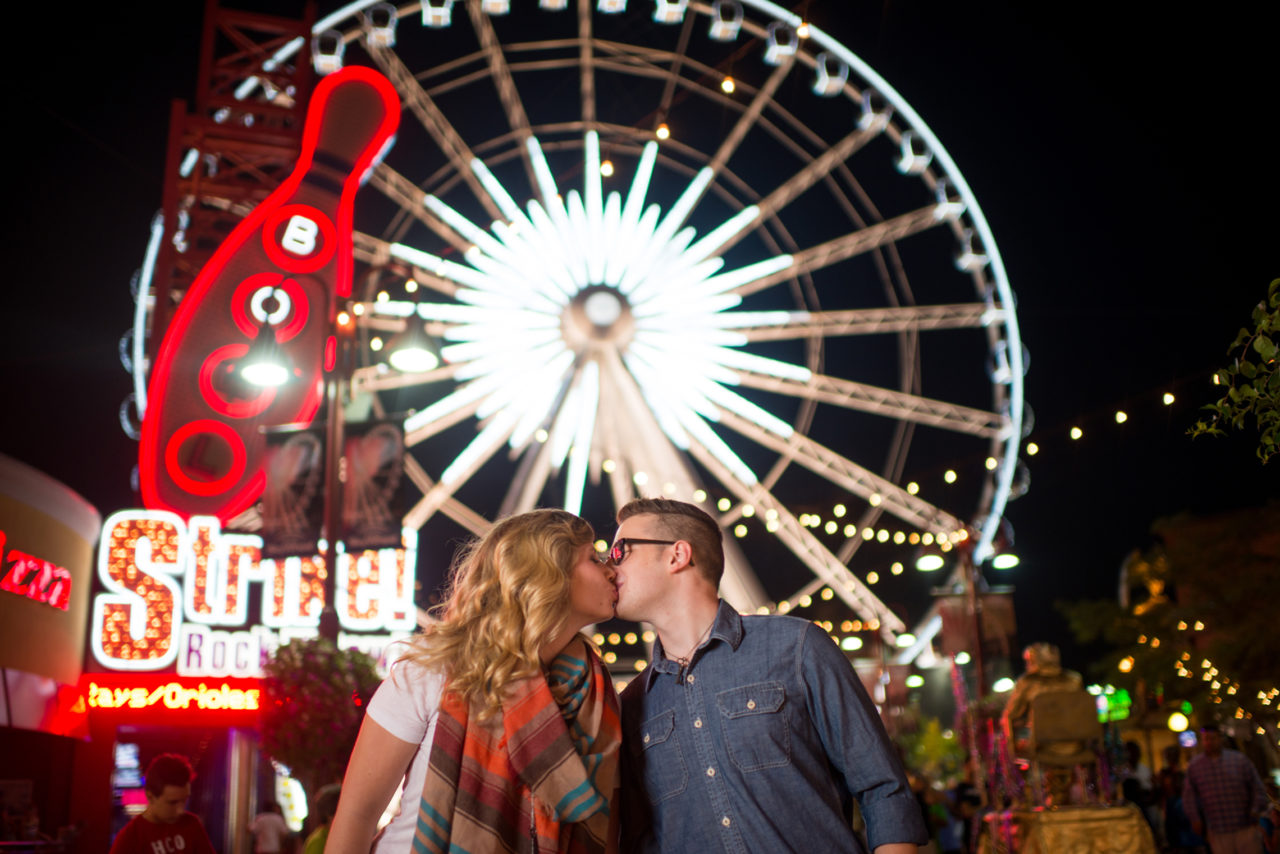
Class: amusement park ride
124,0,1030,670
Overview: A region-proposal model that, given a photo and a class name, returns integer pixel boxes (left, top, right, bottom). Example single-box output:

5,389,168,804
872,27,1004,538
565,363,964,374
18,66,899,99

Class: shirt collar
642,599,743,692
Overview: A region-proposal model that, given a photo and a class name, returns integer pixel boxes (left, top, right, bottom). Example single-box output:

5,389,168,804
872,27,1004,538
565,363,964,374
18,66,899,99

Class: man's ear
668,540,695,573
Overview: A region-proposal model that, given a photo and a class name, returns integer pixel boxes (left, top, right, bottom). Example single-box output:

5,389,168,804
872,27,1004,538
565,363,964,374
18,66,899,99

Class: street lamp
238,322,290,387
386,320,440,373
237,297,354,641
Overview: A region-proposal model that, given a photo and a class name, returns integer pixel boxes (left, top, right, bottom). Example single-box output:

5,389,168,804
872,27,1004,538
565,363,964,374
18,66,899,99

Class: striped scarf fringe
415,637,620,854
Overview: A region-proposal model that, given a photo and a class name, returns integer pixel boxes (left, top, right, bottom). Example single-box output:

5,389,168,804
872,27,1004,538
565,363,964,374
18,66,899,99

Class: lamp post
314,299,355,640
240,296,433,641
237,289,348,640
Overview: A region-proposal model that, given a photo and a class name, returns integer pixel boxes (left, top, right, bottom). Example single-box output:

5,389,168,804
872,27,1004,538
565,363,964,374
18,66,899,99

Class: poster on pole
341,419,406,552
260,426,325,560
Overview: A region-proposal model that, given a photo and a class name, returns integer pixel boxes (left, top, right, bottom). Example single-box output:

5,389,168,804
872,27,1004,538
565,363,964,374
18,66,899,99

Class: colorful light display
138,66,401,522
90,510,416,676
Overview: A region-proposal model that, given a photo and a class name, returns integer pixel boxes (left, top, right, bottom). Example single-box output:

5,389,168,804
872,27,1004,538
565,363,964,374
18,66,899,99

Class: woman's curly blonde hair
396,508,596,720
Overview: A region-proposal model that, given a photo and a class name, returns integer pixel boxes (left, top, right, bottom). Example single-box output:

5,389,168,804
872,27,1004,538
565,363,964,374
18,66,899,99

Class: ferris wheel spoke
715,124,883,257
728,303,1008,340
622,57,797,254
387,241,550,301
544,360,599,515
403,383,488,446
403,455,490,537
352,229,390,266
352,232,460,297
708,56,794,178
734,368,1010,439
732,203,952,297
501,439,557,517
401,343,570,446
369,165,473,254
683,438,904,636
652,9,697,127
366,43,504,222
352,361,462,394
601,347,768,610
463,0,538,189
712,406,965,535
403,407,519,529
578,0,596,127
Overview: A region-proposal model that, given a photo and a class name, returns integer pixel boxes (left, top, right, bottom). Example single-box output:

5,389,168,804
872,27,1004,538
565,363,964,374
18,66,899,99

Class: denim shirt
619,601,927,853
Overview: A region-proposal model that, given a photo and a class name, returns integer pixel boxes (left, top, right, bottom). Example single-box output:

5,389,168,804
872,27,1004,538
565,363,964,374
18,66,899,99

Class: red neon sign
80,674,261,715
139,66,401,521
0,529,72,611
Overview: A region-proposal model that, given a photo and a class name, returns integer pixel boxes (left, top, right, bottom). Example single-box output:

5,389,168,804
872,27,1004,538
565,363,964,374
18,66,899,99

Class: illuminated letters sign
78,674,263,724
91,510,416,677
0,529,72,611
138,66,401,521
84,677,260,712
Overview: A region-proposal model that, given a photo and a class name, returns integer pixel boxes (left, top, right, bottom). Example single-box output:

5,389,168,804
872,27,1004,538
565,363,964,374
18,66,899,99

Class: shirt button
687,674,695,684
706,767,716,777
643,734,650,744
721,817,731,827
694,718,703,728
746,700,756,710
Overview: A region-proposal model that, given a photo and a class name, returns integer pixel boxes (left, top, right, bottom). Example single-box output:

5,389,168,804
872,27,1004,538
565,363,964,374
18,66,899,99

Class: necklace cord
669,615,716,669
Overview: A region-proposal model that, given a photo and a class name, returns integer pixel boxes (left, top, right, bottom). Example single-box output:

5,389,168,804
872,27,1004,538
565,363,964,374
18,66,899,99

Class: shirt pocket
716,681,791,772
637,709,688,804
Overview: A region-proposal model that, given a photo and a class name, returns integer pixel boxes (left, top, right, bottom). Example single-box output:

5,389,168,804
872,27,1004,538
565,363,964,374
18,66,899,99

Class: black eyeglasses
606,538,678,566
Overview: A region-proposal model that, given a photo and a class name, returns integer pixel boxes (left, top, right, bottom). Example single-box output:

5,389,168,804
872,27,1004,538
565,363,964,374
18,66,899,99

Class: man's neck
654,595,721,663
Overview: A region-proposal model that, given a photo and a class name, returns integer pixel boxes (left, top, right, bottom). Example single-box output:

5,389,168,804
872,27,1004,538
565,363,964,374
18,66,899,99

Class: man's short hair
618,498,724,588
144,753,195,796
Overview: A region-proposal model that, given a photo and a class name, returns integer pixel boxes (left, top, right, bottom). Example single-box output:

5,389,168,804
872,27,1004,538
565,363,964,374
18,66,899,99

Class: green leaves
258,638,383,804
1188,278,1280,463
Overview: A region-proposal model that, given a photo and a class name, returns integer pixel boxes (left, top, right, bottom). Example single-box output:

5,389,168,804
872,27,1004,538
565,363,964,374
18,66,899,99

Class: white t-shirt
365,657,445,853
249,811,291,853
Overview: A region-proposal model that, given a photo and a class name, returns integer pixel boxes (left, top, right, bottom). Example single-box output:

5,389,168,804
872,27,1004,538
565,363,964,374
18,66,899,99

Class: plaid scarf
414,637,620,854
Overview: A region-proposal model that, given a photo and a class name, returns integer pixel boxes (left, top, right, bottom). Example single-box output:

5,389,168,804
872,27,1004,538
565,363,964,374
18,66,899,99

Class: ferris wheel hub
564,285,633,348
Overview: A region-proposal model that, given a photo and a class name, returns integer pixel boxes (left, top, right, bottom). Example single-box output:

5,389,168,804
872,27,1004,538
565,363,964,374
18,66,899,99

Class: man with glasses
610,497,926,854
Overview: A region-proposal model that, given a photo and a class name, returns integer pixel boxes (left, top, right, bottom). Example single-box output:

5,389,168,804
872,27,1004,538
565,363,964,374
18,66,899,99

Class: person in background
1182,723,1269,854
1121,740,1159,842
328,509,622,853
1260,781,1279,854
250,800,293,854
1158,744,1207,854
303,785,341,854
108,753,215,854
612,497,927,854
999,643,1083,757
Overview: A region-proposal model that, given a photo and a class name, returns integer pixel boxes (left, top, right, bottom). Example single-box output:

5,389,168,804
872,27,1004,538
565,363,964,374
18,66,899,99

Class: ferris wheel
132,0,1027,641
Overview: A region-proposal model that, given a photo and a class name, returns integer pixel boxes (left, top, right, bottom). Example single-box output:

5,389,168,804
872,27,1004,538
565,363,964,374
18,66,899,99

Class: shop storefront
0,453,100,847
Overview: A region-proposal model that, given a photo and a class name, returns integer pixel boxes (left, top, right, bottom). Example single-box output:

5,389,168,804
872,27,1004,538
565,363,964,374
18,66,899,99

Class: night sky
3,2,1275,667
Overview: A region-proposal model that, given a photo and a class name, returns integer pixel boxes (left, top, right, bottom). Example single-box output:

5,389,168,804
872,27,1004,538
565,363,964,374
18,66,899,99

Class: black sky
2,2,1276,664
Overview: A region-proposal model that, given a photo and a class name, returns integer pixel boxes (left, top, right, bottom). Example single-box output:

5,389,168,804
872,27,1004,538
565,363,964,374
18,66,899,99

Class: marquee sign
83,675,260,713
138,66,401,521
0,528,72,611
91,510,416,678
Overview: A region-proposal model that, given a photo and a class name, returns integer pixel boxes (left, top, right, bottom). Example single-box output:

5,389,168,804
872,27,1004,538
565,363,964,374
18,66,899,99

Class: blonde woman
328,509,621,853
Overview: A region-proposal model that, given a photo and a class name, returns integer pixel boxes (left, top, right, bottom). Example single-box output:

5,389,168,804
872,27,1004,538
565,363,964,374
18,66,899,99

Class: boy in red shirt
109,753,216,854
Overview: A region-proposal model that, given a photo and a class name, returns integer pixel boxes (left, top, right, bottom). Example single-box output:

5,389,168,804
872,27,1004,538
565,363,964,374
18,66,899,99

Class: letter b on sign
281,215,320,256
